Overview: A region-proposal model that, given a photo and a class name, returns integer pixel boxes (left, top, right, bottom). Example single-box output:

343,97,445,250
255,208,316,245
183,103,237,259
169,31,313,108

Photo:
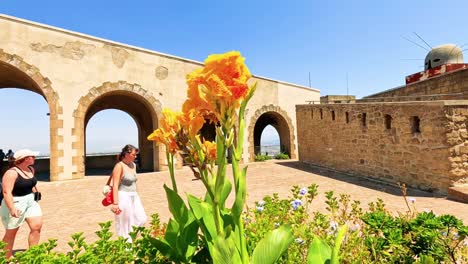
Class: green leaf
164,219,179,248
251,225,294,264
307,236,332,264
219,179,232,209
179,219,200,260
418,255,436,264
164,184,189,225
331,224,348,264
231,165,248,218
149,238,172,258
212,235,242,264
188,195,218,241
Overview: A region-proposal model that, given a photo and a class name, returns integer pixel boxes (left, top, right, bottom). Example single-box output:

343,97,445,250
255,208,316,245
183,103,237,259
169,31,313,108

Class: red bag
101,174,114,207
102,186,114,206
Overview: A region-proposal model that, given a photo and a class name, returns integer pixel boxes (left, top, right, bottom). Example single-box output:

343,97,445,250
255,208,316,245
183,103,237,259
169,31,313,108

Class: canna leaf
251,225,294,264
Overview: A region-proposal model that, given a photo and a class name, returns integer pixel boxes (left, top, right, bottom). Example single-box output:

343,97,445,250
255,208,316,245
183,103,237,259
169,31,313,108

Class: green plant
244,184,468,263
307,224,348,264
1,183,467,263
148,51,294,263
255,154,272,162
274,152,289,160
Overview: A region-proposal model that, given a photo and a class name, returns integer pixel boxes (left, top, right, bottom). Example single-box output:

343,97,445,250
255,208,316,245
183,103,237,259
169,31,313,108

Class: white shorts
0,193,42,229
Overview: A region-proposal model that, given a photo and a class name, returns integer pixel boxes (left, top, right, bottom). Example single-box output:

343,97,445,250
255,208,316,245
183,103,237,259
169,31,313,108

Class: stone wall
296,101,468,193
365,68,468,100
0,15,320,180
445,103,468,186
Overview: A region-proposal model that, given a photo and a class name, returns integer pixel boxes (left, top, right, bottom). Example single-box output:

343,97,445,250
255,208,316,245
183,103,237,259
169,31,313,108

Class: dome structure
424,44,463,70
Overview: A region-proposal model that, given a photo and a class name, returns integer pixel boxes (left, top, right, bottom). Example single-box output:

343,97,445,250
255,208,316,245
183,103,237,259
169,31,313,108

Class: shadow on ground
274,160,444,198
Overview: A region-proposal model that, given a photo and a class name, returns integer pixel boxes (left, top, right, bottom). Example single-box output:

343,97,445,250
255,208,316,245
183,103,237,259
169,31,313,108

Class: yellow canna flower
148,109,185,154
202,140,217,162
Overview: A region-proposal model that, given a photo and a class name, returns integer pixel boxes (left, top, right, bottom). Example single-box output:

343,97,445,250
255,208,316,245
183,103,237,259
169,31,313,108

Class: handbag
33,185,42,201
101,186,114,206
101,174,114,207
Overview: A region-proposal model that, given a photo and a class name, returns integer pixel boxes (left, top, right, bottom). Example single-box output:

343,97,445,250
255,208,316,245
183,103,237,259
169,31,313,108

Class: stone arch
72,81,162,178
248,105,296,161
0,49,63,181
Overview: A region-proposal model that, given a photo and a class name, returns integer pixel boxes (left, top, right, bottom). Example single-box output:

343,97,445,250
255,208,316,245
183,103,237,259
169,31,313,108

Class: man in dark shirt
0,149,5,174
5,149,13,161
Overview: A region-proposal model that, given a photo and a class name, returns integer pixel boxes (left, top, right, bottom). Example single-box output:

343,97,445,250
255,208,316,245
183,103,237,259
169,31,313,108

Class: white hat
13,149,40,160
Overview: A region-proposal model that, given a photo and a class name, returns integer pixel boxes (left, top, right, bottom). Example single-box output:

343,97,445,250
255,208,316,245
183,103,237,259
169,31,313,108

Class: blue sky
1,1,468,154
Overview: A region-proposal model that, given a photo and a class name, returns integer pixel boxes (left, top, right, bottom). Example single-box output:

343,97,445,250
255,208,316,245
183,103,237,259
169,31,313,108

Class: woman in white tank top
110,144,147,241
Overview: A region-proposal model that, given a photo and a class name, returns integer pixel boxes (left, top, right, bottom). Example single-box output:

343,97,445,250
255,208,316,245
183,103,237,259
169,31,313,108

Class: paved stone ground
2,160,467,253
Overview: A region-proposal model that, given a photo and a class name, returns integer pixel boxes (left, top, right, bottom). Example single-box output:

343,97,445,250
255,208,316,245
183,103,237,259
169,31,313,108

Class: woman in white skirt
110,144,147,241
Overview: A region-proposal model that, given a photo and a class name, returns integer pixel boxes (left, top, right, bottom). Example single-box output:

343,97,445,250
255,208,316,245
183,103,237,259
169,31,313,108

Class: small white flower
274,222,280,228
349,223,360,232
257,200,265,206
295,238,304,244
409,197,416,203
256,206,264,213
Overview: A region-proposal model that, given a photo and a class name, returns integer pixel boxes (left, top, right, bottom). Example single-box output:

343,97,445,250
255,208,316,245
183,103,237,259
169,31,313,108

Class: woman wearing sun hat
0,149,42,258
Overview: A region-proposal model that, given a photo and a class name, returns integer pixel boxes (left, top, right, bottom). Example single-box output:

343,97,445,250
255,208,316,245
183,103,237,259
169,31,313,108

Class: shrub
244,184,468,264
274,152,289,160
2,186,467,263
255,154,273,162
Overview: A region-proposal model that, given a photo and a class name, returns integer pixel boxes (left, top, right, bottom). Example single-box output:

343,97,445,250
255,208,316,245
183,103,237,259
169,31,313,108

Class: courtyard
2,160,467,253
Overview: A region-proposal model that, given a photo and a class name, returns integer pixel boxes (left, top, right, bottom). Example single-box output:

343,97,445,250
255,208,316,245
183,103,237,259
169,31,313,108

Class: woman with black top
0,149,42,258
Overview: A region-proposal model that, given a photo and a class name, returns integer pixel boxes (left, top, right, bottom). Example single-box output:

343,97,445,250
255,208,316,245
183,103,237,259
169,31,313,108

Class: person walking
0,149,42,258
0,149,5,174
109,144,147,242
5,150,13,162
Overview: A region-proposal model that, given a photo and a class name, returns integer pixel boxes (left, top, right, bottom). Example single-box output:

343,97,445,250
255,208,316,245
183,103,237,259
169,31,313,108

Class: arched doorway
85,109,139,174
259,125,280,156
248,105,296,161
0,89,49,178
73,81,162,178
0,52,62,180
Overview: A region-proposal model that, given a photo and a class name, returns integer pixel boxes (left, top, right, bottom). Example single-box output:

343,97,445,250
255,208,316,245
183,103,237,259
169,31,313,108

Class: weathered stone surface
30,41,95,60
155,66,168,80
296,102,468,194
103,44,130,68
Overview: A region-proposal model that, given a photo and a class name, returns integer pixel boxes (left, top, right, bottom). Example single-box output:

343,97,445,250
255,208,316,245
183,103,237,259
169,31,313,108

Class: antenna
308,72,311,88
413,32,432,49
401,35,429,51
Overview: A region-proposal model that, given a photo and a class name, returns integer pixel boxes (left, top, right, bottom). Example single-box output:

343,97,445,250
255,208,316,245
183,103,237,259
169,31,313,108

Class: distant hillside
261,138,280,146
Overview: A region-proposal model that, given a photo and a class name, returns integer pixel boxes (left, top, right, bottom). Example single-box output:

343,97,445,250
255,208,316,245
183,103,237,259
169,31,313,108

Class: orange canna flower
184,110,205,139
182,51,252,129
